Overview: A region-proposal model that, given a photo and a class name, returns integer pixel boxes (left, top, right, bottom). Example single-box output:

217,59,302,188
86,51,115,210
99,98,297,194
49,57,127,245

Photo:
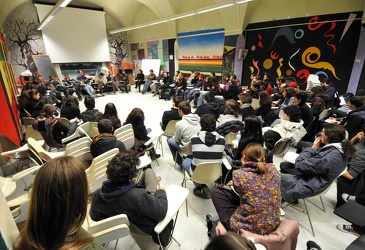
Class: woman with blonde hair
211,143,281,235
14,156,104,250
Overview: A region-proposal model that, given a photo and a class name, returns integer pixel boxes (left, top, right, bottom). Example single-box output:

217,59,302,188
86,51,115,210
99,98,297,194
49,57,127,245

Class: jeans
84,84,94,97
142,80,152,93
167,137,182,165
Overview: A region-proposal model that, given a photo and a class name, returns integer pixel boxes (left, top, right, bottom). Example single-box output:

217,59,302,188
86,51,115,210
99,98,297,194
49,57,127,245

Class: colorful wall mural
242,12,363,94
178,28,224,73
222,34,239,78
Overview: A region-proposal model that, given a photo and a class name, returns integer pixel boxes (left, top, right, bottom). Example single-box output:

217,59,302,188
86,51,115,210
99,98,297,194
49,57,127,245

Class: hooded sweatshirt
271,119,306,147
191,131,225,169
90,133,126,158
174,113,201,152
195,101,222,120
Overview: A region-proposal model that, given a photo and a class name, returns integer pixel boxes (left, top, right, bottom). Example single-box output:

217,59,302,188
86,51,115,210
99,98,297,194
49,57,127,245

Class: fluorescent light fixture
148,19,169,26
196,2,235,14
169,11,196,21
109,23,149,34
60,0,72,7
235,0,253,3
37,0,73,30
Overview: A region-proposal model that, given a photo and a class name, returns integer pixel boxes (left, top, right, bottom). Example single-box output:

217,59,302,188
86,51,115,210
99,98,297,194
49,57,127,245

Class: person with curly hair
90,151,172,247
264,105,306,150
217,99,242,125
281,123,355,203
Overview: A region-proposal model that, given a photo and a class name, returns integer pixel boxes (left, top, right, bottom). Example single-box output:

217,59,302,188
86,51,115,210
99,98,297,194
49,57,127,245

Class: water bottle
236,131,241,142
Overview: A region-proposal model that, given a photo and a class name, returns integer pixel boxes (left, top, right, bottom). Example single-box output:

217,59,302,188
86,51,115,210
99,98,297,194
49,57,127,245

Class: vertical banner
0,32,21,145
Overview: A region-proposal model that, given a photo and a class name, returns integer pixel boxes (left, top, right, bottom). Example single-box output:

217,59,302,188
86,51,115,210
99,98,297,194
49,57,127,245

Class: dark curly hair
322,123,355,159
106,151,141,185
125,108,145,127
283,105,302,123
200,113,216,132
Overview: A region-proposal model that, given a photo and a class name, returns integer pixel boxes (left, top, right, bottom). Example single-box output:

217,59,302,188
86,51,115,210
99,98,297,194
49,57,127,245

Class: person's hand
312,137,321,151
156,184,166,190
222,151,227,156
233,144,238,149
356,132,364,140
227,180,233,187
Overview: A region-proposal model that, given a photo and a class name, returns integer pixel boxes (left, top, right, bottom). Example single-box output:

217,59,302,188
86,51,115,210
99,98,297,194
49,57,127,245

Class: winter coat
216,120,244,137
195,101,222,120
281,143,346,203
341,105,365,139
270,119,306,147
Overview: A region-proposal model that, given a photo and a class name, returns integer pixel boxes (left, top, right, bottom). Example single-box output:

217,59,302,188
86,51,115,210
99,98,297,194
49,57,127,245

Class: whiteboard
141,59,161,76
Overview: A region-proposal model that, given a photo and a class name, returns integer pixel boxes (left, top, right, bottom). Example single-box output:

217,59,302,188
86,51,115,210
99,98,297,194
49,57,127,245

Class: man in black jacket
90,151,172,247
90,119,126,157
161,95,183,131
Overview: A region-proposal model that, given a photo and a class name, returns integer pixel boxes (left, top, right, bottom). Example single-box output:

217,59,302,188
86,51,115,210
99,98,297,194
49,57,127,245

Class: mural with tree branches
3,2,45,77
107,30,130,69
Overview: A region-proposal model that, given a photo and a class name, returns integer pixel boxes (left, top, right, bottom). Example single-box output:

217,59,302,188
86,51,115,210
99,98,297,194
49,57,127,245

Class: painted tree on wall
107,31,130,69
4,19,44,74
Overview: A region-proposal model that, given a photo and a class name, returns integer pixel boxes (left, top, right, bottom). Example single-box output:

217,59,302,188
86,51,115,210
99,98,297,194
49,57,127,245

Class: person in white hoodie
167,101,201,166
264,105,306,150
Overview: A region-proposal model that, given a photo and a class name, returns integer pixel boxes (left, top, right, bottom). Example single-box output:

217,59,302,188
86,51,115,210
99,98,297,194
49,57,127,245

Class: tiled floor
81,88,357,250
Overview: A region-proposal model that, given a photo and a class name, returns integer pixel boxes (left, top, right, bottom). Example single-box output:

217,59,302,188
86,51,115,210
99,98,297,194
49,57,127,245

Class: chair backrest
318,108,331,120
86,148,118,192
114,123,132,136
25,125,43,142
65,136,92,154
56,117,71,127
0,188,20,249
251,98,260,109
38,131,63,150
88,122,99,138
85,212,130,246
22,117,35,126
190,161,222,185
118,129,135,150
317,167,348,197
164,120,179,137
28,138,51,163
0,135,18,152
271,137,292,156
225,132,237,145
62,122,91,144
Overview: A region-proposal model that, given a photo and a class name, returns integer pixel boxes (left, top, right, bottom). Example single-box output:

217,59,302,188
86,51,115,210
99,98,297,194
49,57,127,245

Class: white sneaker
342,193,356,202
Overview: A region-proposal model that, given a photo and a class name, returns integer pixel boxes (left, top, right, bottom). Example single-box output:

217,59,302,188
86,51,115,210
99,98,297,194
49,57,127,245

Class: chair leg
303,199,315,236
319,196,326,212
114,239,119,250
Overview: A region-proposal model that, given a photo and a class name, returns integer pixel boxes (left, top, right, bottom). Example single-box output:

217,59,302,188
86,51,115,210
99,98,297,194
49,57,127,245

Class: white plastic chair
154,185,189,249
0,188,20,249
28,138,64,162
282,167,348,236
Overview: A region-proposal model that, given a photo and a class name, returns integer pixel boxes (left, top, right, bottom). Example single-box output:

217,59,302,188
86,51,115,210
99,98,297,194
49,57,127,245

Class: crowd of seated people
10,69,365,250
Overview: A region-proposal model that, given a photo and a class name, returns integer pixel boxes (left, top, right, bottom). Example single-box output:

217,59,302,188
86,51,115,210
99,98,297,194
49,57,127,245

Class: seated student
90,119,126,158
310,86,327,118
49,75,70,98
217,99,242,125
264,106,306,150
328,96,365,139
90,151,172,247
117,69,129,93
161,95,183,131
271,76,285,101
195,92,222,120
60,96,81,121
33,104,77,144
183,114,225,199
166,72,187,100
215,79,239,106
293,91,314,128
211,143,281,234
134,68,145,92
280,123,355,203
248,82,262,99
76,70,95,98
81,96,103,122
99,103,121,130
14,157,103,250
124,108,160,160
239,93,255,120
184,73,204,102
279,87,296,108
256,91,274,126
94,72,106,96
142,69,157,94
168,101,201,166
336,125,365,208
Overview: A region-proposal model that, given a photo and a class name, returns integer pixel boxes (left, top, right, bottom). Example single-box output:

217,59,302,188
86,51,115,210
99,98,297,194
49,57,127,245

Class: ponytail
341,140,355,159
243,142,267,173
